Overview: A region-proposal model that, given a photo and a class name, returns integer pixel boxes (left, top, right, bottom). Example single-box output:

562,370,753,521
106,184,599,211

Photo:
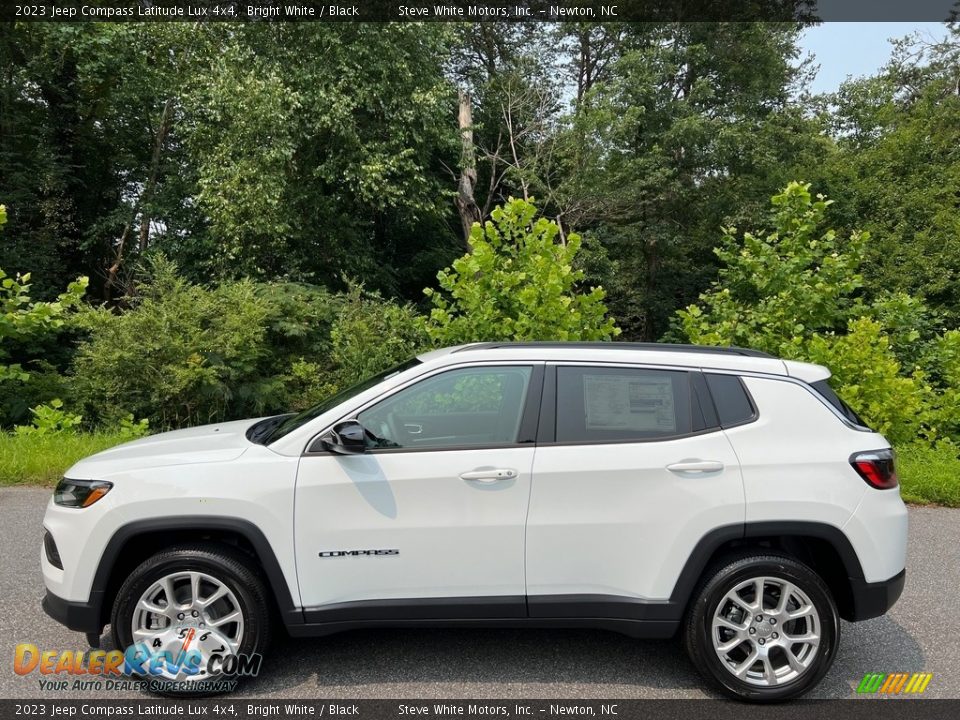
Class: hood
64,417,265,480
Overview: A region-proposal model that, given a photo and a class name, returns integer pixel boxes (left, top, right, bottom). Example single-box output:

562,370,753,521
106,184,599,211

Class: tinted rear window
704,374,756,427
811,379,868,427
556,366,693,442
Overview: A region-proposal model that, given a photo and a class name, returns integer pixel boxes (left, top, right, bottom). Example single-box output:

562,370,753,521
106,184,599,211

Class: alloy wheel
130,570,244,681
710,575,821,687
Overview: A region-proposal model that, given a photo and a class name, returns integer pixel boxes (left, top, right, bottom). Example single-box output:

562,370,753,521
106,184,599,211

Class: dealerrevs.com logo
857,672,934,695
14,633,262,694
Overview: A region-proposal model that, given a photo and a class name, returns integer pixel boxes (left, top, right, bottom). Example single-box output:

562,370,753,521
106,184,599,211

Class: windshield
265,358,422,444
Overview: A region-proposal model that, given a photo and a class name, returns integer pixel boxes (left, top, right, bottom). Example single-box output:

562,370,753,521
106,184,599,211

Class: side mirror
321,420,367,455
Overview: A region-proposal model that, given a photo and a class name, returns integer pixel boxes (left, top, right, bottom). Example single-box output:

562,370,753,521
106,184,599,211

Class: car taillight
850,449,898,489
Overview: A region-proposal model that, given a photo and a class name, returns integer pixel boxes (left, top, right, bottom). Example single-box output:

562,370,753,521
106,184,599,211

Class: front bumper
42,589,104,635
847,568,906,621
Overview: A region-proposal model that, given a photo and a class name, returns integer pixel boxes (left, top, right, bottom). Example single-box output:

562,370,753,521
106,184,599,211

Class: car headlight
54,478,113,508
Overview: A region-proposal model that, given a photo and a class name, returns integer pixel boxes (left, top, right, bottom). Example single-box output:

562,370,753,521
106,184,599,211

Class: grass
1,432,958,507
0,432,131,486
895,442,960,507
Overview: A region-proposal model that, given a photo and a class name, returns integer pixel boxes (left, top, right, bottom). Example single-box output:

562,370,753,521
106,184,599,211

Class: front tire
110,543,271,695
683,552,840,702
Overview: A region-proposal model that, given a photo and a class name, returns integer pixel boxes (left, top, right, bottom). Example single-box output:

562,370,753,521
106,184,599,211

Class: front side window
556,366,693,443
357,366,533,450
265,358,422,443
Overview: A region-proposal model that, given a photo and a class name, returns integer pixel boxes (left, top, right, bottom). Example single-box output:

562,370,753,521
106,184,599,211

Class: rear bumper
42,589,104,635
847,568,905,621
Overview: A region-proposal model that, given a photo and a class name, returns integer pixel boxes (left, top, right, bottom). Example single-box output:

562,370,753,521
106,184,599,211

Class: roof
452,341,774,358
417,341,831,383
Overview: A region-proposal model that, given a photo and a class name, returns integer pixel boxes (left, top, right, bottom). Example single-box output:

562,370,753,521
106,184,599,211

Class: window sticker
583,374,676,432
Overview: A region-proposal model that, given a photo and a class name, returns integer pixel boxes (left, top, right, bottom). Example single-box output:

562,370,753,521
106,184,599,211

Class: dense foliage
2,22,960,501
0,200,87,392
426,198,619,344
56,199,616,430
4,23,959,335
677,183,960,446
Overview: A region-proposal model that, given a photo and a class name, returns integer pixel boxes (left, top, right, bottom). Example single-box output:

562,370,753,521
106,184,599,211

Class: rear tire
683,552,839,702
111,543,271,696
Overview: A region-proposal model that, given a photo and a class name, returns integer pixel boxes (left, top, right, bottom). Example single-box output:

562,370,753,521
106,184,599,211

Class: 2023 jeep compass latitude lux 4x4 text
41,342,907,701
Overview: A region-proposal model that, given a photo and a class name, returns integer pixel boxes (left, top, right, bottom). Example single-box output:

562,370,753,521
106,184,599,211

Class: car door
525,363,744,618
294,363,542,622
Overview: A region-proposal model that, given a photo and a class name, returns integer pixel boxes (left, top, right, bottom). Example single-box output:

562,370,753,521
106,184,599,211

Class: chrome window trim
301,357,874,457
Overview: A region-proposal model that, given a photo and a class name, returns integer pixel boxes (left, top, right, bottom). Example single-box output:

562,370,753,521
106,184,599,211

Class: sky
799,22,951,94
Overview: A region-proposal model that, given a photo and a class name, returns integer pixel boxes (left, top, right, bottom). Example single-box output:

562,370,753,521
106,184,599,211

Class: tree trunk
105,98,174,297
642,238,659,342
138,98,175,254
455,88,482,249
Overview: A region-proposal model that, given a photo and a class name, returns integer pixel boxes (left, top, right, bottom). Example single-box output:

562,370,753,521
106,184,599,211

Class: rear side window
556,366,693,442
811,379,868,427
704,374,756,427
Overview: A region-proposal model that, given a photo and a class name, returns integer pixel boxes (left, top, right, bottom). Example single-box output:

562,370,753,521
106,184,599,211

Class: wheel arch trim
668,521,866,615
90,516,302,628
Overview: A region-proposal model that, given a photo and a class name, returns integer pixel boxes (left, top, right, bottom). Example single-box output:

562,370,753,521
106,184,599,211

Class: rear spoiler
783,359,831,384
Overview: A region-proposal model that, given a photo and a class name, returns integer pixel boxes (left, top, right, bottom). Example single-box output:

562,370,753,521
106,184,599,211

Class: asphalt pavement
1,487,958,700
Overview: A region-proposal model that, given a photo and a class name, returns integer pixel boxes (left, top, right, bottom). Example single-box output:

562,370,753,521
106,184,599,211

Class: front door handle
666,460,724,474
460,468,517,483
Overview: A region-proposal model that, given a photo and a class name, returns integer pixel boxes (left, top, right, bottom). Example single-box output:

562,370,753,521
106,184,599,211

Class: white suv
41,342,907,701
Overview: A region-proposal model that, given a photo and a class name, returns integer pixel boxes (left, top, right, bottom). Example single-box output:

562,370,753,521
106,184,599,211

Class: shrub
235,281,342,414
68,257,424,427
920,330,960,443
426,198,620,345
282,285,430,410
71,257,273,429
13,399,82,436
805,319,925,444
1,263,87,389
330,284,429,386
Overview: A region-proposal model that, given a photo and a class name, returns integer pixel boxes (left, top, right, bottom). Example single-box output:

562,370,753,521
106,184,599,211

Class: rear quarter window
810,379,869,427
704,374,756,428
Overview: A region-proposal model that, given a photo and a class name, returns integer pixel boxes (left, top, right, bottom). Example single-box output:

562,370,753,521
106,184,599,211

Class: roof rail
451,341,774,359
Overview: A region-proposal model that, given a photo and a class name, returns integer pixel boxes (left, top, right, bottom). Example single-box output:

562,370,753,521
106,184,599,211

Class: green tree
1,272,88,383
426,198,619,345
676,183,949,445
179,24,459,294
561,22,824,340
1,202,89,398
0,24,461,300
807,28,960,325
0,24,194,299
677,182,868,354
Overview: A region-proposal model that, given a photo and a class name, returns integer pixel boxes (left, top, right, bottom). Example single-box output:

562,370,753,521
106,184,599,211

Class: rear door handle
460,468,517,483
666,460,724,474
